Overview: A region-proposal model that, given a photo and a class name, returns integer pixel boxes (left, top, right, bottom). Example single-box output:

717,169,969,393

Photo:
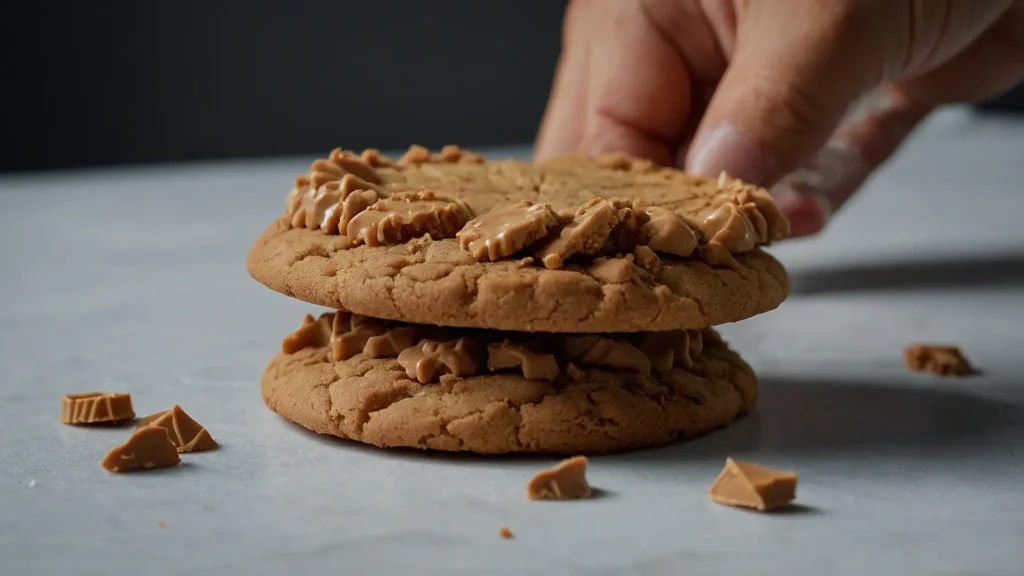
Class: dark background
2,1,1021,174
2,1,567,173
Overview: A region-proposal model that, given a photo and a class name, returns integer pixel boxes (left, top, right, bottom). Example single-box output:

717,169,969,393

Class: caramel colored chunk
631,245,661,274
328,147,382,184
281,313,333,354
328,312,421,361
701,202,759,253
397,144,432,165
457,201,563,261
640,330,703,373
101,426,181,473
527,456,592,500
534,198,620,269
61,392,135,425
347,190,471,247
499,527,514,539
563,336,651,376
586,257,643,284
137,405,218,453
708,458,798,511
602,198,651,252
717,172,790,242
904,344,975,376
487,340,560,381
642,206,698,257
397,338,482,383
284,153,389,233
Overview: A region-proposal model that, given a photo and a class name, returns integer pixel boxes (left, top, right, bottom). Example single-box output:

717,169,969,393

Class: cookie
246,146,790,332
260,311,757,455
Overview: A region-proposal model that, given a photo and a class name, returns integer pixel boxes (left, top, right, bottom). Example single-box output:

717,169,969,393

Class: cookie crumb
138,405,218,453
61,392,135,425
903,344,974,376
101,426,181,473
157,520,167,529
499,526,513,539
527,456,592,500
708,458,797,511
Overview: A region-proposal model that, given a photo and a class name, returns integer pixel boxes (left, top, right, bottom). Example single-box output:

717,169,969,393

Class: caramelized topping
534,199,621,269
397,338,483,384
562,336,651,376
486,340,560,381
281,313,333,354
457,201,564,262
701,202,759,254
281,312,711,382
347,190,472,247
640,330,703,372
642,207,699,257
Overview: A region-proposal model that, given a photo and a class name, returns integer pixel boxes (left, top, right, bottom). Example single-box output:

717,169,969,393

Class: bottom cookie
261,312,758,455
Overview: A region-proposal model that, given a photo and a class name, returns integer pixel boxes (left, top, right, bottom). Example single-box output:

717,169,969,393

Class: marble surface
2,108,1023,575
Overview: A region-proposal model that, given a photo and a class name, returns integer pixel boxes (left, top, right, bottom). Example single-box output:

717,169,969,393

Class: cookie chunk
260,312,758,455
527,456,592,500
247,146,790,333
904,345,975,376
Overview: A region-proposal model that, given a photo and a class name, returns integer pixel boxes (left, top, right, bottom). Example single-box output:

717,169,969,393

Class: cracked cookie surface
261,326,757,455
247,218,788,332
247,148,789,332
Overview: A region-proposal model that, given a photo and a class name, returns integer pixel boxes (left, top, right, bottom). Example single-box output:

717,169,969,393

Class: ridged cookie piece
261,321,757,455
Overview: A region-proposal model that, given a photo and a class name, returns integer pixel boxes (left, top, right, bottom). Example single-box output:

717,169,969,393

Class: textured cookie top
248,145,790,332
282,311,711,385
282,145,788,268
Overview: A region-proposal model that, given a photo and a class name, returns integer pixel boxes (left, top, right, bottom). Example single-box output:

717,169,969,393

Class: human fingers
535,0,694,165
534,1,590,162
897,2,1024,106
772,86,931,237
685,1,890,186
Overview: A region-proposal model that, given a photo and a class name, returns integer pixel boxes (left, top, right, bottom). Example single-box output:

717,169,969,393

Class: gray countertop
2,108,1023,575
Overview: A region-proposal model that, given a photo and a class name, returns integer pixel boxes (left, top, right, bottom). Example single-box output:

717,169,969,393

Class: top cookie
247,145,790,333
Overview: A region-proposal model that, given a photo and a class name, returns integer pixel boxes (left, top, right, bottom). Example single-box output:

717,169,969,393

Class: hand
535,0,1024,237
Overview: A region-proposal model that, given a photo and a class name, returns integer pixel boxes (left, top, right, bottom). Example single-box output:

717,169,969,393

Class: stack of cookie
247,145,789,454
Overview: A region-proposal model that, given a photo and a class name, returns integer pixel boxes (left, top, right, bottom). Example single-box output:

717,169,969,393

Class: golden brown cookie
246,146,789,332
260,311,758,455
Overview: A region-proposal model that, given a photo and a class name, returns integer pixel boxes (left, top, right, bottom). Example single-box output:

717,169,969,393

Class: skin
535,0,1024,237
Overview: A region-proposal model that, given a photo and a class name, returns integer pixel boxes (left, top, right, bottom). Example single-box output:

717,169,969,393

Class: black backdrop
3,1,1020,173
2,1,566,172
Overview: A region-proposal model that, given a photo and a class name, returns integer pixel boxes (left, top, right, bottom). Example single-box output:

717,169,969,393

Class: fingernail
687,123,773,185
772,184,831,238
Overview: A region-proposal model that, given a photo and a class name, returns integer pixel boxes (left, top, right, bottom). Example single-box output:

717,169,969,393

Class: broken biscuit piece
101,426,181,473
527,456,592,500
137,405,218,453
708,458,797,511
499,526,514,539
61,392,135,425
903,344,975,376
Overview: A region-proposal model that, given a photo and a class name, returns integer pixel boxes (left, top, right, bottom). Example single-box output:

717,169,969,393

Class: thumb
686,3,886,186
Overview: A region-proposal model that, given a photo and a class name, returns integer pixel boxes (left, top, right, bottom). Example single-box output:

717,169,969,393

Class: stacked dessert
246,145,789,454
